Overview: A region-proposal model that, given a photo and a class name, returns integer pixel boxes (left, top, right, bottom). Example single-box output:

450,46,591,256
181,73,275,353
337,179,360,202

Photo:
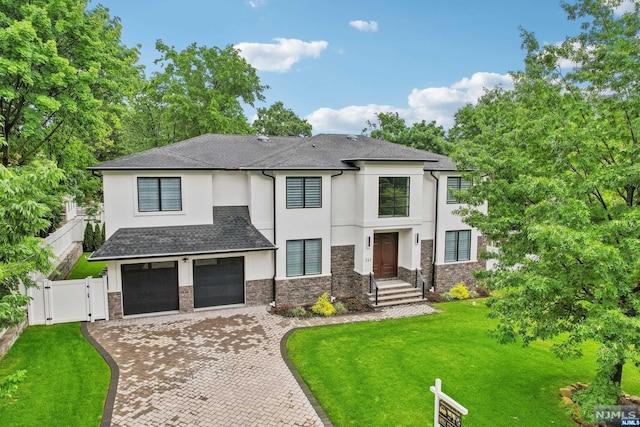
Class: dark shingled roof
89,133,458,171
89,206,275,261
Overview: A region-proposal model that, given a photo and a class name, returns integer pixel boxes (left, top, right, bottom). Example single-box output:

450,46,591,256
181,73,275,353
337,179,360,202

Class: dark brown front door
373,233,398,279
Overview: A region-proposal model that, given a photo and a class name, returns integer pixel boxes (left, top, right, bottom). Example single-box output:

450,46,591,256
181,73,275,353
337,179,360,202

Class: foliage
311,292,336,317
0,161,64,329
287,301,640,426
0,369,25,399
0,323,110,425
66,252,106,280
333,301,347,315
449,283,470,300
450,0,640,410
362,112,448,154
251,101,312,137
82,222,95,252
290,306,307,317
123,40,268,150
474,286,491,297
0,0,140,200
441,292,455,302
424,291,443,303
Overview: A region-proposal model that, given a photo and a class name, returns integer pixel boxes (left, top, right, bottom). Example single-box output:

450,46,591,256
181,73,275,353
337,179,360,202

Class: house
88,134,486,319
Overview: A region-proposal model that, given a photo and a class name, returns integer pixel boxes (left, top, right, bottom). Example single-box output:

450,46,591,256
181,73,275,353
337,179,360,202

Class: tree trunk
613,362,624,386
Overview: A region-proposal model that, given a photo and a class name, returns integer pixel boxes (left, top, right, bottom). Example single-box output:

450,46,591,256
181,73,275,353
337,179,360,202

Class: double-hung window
446,177,471,203
286,177,321,208
137,177,182,212
378,177,410,217
444,230,471,262
286,239,322,276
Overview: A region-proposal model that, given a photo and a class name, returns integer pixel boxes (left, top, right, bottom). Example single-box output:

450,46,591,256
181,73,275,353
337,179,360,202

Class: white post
44,280,53,326
86,277,94,323
102,275,109,322
430,378,468,426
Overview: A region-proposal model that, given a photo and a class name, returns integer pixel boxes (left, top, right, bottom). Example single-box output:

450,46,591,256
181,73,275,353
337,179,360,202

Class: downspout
262,170,277,305
429,171,439,292
329,170,344,299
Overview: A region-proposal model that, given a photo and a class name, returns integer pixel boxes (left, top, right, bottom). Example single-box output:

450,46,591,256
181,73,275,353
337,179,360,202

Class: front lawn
287,300,640,426
66,252,106,280
0,323,110,427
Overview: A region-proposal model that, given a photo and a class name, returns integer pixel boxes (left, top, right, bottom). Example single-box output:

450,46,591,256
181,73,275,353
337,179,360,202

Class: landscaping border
281,328,334,426
81,322,118,427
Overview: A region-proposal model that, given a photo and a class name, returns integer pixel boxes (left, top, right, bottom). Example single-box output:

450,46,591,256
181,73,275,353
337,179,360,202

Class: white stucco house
89,133,486,319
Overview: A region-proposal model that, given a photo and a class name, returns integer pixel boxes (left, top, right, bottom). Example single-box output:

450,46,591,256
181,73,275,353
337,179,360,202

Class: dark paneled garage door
121,261,179,315
193,257,244,308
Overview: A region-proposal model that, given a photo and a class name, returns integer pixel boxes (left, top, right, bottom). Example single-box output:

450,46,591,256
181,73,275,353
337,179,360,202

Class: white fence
27,277,109,325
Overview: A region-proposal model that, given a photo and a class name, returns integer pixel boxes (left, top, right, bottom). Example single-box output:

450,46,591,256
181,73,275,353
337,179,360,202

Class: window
286,239,321,276
378,177,410,217
445,230,471,262
286,177,321,208
137,177,182,212
447,177,472,203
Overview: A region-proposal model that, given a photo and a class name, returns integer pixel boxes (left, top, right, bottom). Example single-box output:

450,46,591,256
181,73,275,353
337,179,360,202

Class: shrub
441,292,455,302
311,292,336,316
450,282,470,300
424,292,443,303
334,301,347,315
290,306,307,317
0,370,26,399
82,221,95,252
344,297,364,312
475,286,491,297
468,290,479,299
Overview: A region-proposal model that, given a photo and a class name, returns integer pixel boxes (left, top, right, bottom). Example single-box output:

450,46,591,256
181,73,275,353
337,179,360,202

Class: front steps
368,279,425,307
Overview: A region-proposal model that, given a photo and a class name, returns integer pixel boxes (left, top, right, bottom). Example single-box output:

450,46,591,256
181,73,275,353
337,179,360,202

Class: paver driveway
87,304,437,427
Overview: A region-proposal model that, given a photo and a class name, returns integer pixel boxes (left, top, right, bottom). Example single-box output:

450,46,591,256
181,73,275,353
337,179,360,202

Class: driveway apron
87,304,437,426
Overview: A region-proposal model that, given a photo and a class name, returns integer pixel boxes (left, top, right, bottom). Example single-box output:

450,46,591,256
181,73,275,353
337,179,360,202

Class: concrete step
371,289,423,300
372,296,426,307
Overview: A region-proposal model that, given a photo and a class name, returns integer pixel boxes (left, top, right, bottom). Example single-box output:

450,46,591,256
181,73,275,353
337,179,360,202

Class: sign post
430,378,468,427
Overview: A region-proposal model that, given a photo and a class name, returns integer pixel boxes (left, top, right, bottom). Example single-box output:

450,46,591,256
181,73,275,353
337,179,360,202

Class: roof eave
88,245,277,262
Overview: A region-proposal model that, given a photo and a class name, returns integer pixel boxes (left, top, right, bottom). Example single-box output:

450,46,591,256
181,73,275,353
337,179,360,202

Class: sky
95,0,637,134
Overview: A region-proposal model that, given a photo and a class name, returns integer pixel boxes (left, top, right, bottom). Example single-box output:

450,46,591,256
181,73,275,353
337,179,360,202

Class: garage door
193,257,244,308
121,261,179,315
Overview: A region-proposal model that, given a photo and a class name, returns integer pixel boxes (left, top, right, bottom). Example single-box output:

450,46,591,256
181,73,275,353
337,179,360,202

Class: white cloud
349,20,379,32
234,38,328,72
306,72,513,134
613,0,637,15
248,0,267,8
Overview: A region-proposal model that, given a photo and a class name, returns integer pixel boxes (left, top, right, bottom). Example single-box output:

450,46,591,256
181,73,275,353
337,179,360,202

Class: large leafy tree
451,0,640,414
362,112,448,154
251,101,312,137
0,0,140,175
123,41,268,149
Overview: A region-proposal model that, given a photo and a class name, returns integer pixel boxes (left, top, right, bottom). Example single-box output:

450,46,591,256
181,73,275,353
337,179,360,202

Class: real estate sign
430,378,467,427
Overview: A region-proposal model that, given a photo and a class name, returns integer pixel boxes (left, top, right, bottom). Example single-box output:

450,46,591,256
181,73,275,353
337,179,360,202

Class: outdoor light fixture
182,257,189,263
415,233,420,244
367,236,371,248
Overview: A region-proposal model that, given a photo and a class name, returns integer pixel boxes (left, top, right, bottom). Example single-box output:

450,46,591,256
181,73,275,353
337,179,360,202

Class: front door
373,233,398,279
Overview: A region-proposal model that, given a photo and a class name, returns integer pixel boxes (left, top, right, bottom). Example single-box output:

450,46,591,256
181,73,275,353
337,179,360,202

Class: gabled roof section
88,206,275,261
89,133,458,171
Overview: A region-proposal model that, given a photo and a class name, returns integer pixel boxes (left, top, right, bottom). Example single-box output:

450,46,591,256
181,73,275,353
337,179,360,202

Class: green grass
287,300,640,426
66,252,106,280
0,323,110,427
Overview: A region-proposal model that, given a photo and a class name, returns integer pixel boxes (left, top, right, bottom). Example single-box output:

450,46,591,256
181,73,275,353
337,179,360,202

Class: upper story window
286,177,321,208
445,230,471,262
137,177,182,212
378,177,409,217
447,177,472,203
286,238,322,276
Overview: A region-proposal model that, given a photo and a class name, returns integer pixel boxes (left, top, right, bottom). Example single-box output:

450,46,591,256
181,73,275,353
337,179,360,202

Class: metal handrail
416,269,426,298
369,273,379,305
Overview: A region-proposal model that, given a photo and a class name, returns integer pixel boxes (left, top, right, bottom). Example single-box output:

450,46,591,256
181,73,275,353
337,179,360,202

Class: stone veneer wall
179,286,194,313
331,245,356,298
246,279,273,305
420,240,434,289
434,236,487,292
108,292,123,320
354,272,371,303
48,242,84,280
276,276,331,306
0,321,27,357
397,266,414,285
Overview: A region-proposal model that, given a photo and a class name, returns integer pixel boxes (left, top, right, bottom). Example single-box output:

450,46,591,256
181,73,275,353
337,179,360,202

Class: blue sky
96,0,635,134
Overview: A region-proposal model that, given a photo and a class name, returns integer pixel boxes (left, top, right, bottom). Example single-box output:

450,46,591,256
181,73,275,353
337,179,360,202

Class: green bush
311,293,336,316
450,283,470,300
0,370,26,399
334,301,347,315
441,292,455,302
290,306,307,317
82,222,95,252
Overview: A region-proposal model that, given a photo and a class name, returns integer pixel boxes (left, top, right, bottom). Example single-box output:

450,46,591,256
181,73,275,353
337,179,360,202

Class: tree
0,0,140,198
0,160,65,329
123,41,268,150
362,112,448,154
451,0,640,416
251,101,312,137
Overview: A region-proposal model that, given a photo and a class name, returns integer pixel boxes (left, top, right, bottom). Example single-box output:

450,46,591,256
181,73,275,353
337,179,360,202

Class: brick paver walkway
87,303,437,426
